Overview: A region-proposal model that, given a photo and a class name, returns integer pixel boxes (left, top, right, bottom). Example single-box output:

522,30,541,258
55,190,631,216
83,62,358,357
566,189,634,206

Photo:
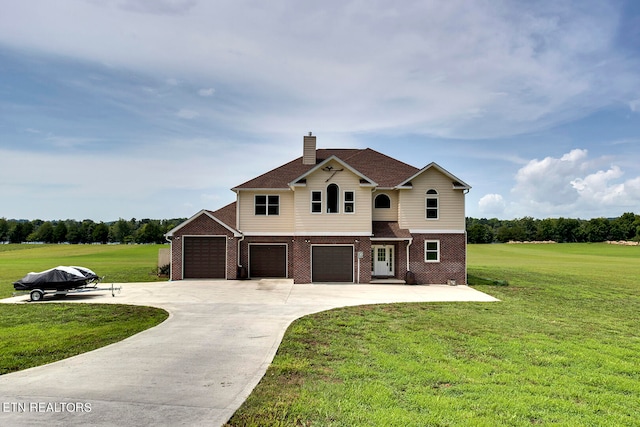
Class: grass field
0,244,168,298
1,243,639,425
0,244,169,374
228,243,640,426
0,304,168,374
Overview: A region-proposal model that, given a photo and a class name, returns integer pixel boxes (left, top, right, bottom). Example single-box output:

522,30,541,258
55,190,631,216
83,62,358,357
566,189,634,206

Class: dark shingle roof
372,221,413,239
207,202,237,231
232,148,419,190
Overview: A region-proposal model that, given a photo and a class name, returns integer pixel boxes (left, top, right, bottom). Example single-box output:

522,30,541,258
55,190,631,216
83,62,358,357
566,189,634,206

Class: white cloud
571,166,625,204
513,149,588,206
478,194,506,217
116,0,198,15
177,108,199,119
198,87,215,97
0,0,637,138
629,99,640,112
0,139,285,220
510,149,640,217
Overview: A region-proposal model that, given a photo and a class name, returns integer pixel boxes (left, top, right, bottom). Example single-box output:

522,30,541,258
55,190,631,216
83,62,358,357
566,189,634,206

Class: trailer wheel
30,290,44,302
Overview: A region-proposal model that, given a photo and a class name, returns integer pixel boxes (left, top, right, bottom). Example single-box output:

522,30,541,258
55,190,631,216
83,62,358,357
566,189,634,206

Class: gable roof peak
398,162,471,190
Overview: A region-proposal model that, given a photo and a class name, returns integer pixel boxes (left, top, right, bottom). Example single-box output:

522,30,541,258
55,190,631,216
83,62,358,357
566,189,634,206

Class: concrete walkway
0,280,498,426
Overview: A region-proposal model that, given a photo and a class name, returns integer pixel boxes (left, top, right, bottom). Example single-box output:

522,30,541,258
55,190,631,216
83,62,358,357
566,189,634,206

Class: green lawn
0,304,168,374
0,244,169,375
228,243,640,426
0,244,168,298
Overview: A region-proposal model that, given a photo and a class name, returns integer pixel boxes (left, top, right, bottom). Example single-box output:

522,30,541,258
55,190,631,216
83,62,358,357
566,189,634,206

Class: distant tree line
3,213,639,245
0,218,186,244
467,212,640,244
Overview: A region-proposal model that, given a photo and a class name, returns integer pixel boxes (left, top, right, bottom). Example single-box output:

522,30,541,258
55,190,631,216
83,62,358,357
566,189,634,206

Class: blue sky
1,0,639,221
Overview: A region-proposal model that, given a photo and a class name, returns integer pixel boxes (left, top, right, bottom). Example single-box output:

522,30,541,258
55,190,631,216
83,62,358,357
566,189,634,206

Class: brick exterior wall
292,236,372,284
168,213,237,281
239,235,373,283
170,214,467,285
240,236,294,278
408,233,467,285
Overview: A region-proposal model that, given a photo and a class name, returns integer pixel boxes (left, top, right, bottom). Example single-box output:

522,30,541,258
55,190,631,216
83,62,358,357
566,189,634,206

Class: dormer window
374,194,391,209
426,189,438,219
327,184,339,213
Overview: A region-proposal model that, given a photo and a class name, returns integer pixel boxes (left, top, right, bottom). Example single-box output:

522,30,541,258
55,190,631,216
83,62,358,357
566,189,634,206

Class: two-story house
165,133,471,284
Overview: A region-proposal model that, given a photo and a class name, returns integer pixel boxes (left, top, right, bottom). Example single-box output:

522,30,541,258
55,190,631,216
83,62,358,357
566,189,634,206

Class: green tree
136,221,165,243
53,221,68,243
66,221,81,244
0,218,8,241
518,216,537,241
79,220,96,243
8,222,26,243
536,218,557,241
36,221,55,243
610,212,638,240
583,218,610,242
555,218,581,243
467,222,494,243
111,219,133,243
92,222,110,244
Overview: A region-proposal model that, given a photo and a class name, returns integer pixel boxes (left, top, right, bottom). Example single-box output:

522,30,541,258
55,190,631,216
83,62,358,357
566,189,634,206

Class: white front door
372,245,394,277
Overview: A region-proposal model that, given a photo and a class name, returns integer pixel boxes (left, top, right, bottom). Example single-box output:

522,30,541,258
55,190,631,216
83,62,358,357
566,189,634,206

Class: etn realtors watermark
2,401,91,413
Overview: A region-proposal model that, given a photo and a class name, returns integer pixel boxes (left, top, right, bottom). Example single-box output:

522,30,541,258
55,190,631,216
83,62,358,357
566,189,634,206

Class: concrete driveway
0,280,498,426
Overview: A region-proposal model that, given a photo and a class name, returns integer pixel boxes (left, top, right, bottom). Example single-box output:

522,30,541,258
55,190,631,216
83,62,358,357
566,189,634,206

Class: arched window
426,189,438,219
327,184,339,213
374,194,391,209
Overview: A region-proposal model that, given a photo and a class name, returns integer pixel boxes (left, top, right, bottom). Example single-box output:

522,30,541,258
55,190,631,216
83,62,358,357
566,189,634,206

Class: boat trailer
18,282,123,302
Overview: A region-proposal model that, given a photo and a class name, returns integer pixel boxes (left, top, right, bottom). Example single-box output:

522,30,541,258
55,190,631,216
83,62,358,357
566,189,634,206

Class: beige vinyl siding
399,168,466,230
237,190,295,234
372,190,399,221
294,160,372,234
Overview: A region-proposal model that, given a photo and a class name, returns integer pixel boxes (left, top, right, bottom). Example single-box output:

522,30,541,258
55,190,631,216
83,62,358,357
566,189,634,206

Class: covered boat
13,266,100,292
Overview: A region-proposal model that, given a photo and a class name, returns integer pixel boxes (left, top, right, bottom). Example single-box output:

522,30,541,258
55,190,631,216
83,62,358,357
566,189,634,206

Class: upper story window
374,194,391,209
327,184,339,213
344,191,355,213
311,191,322,213
255,195,279,216
426,189,438,219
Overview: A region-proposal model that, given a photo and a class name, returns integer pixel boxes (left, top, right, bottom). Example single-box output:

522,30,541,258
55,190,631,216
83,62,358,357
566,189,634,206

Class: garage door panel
249,245,287,278
312,246,353,282
184,237,226,279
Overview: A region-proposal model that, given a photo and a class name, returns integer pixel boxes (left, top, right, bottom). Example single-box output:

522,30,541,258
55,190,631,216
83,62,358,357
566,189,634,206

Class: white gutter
406,237,413,272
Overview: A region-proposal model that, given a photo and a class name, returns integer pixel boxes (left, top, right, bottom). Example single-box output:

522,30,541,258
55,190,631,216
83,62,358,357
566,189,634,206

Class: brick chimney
303,132,316,165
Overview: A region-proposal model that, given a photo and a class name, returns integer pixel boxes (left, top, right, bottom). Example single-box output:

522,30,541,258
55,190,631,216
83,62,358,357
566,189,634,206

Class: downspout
237,233,245,268
164,234,172,281
406,237,413,273
463,188,470,284
235,191,245,274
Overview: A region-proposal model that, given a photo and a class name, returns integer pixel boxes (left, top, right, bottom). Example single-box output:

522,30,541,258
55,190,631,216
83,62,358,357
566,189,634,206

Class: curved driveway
0,280,497,426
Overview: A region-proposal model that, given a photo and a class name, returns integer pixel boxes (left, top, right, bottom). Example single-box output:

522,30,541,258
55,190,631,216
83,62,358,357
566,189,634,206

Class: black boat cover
13,266,100,291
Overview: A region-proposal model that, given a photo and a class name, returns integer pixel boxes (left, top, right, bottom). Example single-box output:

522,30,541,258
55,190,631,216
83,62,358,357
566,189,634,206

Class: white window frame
327,183,340,214
424,240,440,263
344,190,355,214
311,191,322,214
254,194,280,216
374,193,391,209
426,189,439,220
